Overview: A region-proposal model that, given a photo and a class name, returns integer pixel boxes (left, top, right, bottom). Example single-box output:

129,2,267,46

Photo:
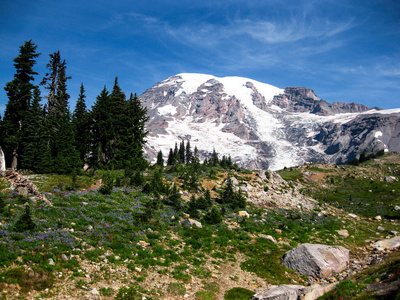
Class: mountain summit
139,73,400,170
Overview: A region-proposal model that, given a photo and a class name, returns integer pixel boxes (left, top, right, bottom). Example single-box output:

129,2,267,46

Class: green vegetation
224,287,255,300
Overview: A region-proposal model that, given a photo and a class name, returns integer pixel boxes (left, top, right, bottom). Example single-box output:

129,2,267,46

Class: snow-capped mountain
139,73,400,170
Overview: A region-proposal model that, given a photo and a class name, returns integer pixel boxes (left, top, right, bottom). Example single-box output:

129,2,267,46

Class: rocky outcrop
271,87,371,116
2,170,53,206
280,244,350,278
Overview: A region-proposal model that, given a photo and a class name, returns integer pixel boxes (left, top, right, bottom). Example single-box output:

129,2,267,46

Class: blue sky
1,0,400,115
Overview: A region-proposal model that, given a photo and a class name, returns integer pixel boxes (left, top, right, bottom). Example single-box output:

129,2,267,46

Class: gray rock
372,236,400,251
181,218,202,228
251,285,306,300
377,226,385,231
385,176,398,183
394,205,400,211
280,243,350,278
61,254,69,261
48,258,55,266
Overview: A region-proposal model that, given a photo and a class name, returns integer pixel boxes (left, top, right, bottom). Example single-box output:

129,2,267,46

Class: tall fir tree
2,40,40,169
89,86,111,168
40,51,80,173
20,87,43,171
115,92,149,170
72,83,90,162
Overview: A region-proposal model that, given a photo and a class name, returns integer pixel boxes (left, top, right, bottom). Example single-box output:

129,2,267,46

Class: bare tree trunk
0,146,5,173
11,148,18,170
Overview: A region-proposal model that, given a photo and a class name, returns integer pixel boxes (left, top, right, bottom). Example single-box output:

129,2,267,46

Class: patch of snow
158,104,177,116
375,131,383,138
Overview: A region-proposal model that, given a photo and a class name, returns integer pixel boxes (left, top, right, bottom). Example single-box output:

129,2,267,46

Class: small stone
394,205,400,211
70,222,76,226
375,216,382,221
91,288,99,295
239,211,250,218
88,225,93,230
348,213,359,219
61,254,68,261
48,258,55,266
336,230,349,238
135,267,142,272
377,226,385,231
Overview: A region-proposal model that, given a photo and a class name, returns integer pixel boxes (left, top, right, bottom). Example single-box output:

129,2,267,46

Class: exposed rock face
280,243,350,278
272,87,372,116
139,73,400,170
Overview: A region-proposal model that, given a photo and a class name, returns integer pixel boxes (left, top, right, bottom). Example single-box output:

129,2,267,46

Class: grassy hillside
0,155,399,299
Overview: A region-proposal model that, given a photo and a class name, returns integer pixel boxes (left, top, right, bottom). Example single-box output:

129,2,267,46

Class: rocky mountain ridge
139,73,400,170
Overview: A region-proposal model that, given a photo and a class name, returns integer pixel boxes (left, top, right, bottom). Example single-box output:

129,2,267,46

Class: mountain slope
139,73,400,170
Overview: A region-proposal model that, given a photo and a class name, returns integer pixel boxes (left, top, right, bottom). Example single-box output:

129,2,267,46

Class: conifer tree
20,87,43,171
72,83,90,162
156,150,164,167
179,141,185,164
185,141,192,164
89,86,111,168
117,93,149,170
167,148,175,166
2,40,40,169
40,51,80,173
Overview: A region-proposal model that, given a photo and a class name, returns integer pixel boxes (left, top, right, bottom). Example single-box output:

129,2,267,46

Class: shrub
99,172,114,195
203,207,223,224
224,287,255,300
14,204,36,232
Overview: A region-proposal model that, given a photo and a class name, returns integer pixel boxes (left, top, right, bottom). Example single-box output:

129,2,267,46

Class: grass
1,156,400,298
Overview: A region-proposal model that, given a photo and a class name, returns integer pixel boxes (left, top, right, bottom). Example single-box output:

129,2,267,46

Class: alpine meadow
0,41,400,300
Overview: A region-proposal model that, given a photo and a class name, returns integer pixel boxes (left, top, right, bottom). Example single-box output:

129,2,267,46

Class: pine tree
2,40,40,169
179,141,185,164
167,148,175,166
156,150,164,167
72,83,90,163
117,93,149,170
20,87,43,171
185,141,192,165
89,86,111,168
40,51,80,173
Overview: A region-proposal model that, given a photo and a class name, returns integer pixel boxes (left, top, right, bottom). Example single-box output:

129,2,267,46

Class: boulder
372,236,400,251
280,243,350,278
180,218,203,228
251,285,306,300
251,283,339,300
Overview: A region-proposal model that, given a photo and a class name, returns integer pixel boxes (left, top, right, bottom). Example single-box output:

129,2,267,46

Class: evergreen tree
173,143,179,164
2,40,40,169
89,86,111,168
185,141,192,165
40,51,80,173
167,148,175,166
187,194,200,219
20,87,43,171
220,176,235,205
116,93,149,170
211,149,219,166
156,150,164,167
179,141,185,164
72,83,90,162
